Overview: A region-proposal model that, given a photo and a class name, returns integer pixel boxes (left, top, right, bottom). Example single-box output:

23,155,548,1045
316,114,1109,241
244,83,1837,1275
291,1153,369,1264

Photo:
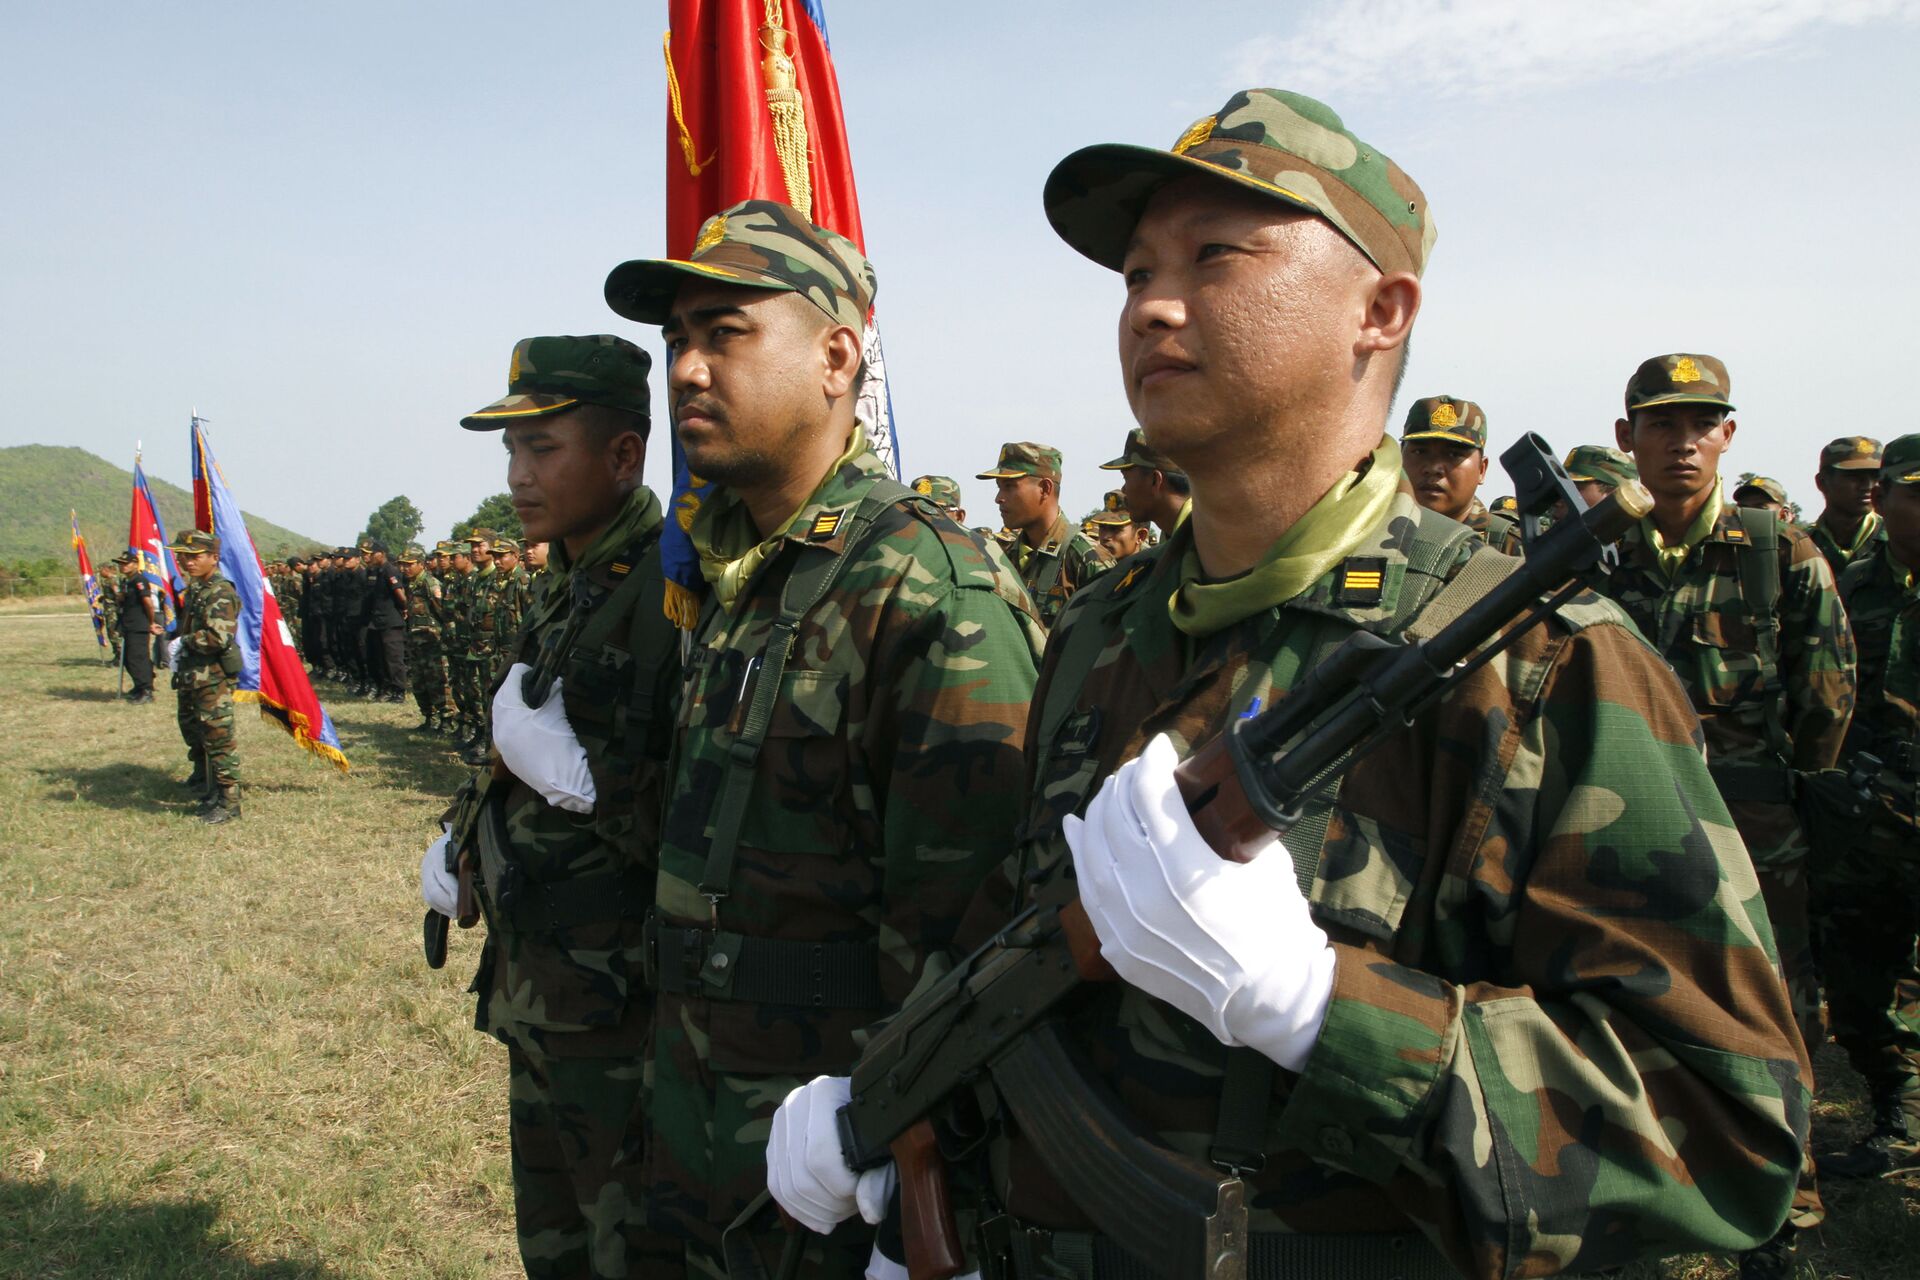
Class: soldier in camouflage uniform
443,541,477,742
1734,475,1791,519
428,335,683,1280
1810,435,1886,574
1088,487,1149,561
1401,395,1524,554
97,559,122,665
461,529,503,764
399,544,452,733
167,530,243,824
977,441,1111,625
1597,352,1852,1272
603,199,1045,1278
1099,425,1191,536
1563,443,1639,511
769,86,1812,1280
1820,432,1920,1178
492,536,530,672
280,556,306,656
909,474,967,523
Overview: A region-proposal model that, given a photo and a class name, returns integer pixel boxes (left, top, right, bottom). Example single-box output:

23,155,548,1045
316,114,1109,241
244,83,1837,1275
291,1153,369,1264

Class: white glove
491,663,596,814
168,637,183,670
420,827,458,918
766,1075,896,1236
1066,734,1337,1073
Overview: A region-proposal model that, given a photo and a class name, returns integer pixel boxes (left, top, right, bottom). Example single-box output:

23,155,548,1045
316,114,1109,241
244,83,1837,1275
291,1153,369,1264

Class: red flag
70,510,106,649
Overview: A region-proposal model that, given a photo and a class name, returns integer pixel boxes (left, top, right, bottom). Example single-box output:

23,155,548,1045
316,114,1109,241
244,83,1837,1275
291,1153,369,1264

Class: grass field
2,614,1917,1279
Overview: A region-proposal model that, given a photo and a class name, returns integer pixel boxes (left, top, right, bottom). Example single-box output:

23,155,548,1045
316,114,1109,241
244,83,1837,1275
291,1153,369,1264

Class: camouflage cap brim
459,391,580,431
1045,143,1326,274
1089,511,1133,526
1400,430,1484,449
1098,455,1135,470
976,466,1028,480
603,257,795,326
1628,392,1737,412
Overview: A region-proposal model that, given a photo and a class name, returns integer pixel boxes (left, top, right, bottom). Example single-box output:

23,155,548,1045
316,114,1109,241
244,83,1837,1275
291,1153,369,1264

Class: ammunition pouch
471,792,649,933
974,1216,1455,1280
641,911,885,1009
217,642,243,677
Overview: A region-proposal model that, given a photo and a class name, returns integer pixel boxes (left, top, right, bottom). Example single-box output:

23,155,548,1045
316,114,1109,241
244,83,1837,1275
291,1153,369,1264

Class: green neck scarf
1168,436,1400,638
551,486,663,578
694,425,866,613
1825,509,1883,557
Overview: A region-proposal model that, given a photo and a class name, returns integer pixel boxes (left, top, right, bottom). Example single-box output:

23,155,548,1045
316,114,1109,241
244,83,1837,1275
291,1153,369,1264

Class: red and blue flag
128,459,184,634
70,510,106,649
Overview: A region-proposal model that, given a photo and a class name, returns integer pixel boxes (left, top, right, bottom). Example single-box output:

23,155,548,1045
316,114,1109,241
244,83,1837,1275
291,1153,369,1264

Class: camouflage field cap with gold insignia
910,475,962,511
1044,88,1435,279
491,538,520,556
1489,495,1518,516
1401,395,1487,449
604,199,875,332
1820,436,1883,472
1624,354,1735,414
1090,489,1134,526
1099,426,1186,478
467,527,496,546
461,334,652,431
398,543,425,563
1733,475,1789,506
434,540,459,556
1563,445,1640,490
977,441,1063,482
166,529,220,556
1880,434,1920,486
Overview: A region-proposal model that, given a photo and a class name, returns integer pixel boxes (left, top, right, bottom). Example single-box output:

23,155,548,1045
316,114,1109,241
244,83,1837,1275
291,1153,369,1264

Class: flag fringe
236,689,353,773
662,578,704,630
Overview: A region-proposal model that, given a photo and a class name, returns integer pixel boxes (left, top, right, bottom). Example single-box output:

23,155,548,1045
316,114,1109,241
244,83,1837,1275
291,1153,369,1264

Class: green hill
0,445,326,566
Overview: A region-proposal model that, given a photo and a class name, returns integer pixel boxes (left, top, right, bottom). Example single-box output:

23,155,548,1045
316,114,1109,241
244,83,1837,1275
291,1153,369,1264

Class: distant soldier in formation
909,474,967,523
1400,394,1523,553
1809,435,1886,575
1600,351,1853,1274
399,544,451,733
460,528,501,765
363,541,409,702
443,539,477,744
1099,424,1191,535
1734,475,1791,520
340,546,371,693
303,552,330,677
1563,443,1639,510
1088,487,1150,560
978,439,1110,625
96,559,122,666
114,550,159,703
167,529,243,824
493,536,530,663
1820,431,1920,1180
279,555,306,655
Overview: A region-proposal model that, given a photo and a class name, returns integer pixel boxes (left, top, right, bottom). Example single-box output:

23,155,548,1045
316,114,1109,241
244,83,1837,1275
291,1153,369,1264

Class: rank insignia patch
1336,557,1387,606
809,510,845,541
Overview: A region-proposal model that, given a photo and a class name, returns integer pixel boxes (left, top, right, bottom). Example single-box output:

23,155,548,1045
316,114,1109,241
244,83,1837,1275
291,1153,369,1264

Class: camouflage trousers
174,675,237,788
455,649,497,736
506,1044,681,1280
407,632,453,721
1757,861,1826,1228
682,1212,872,1280
1817,820,1920,1132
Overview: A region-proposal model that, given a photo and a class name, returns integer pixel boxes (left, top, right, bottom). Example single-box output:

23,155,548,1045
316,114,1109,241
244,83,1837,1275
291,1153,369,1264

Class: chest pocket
1685,556,1773,709
736,667,848,856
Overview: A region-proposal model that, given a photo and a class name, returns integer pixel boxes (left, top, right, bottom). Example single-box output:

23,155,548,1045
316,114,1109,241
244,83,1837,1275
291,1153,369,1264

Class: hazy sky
5,1,1917,543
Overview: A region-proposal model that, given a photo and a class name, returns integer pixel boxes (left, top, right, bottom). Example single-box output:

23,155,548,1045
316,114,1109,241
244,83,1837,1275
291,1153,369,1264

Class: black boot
181,762,207,792
1823,1096,1916,1178
200,785,241,825
1736,1225,1797,1279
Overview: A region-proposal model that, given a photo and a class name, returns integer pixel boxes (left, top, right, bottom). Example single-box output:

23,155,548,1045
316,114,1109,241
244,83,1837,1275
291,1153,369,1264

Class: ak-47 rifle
835,435,1652,1280
423,571,602,969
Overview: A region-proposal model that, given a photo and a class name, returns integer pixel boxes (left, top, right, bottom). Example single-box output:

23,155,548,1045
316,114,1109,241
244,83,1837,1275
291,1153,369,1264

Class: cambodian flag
189,417,349,771
656,0,897,626
128,459,185,635
70,510,106,649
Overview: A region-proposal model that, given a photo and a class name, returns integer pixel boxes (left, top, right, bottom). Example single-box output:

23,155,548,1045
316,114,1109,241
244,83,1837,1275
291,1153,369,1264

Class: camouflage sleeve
865,569,1044,1005
1276,616,1810,1274
1779,528,1855,771
184,582,240,655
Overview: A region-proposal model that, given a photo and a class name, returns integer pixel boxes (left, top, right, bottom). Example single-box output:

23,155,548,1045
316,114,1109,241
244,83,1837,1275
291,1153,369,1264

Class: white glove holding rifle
491,662,595,814
168,637,183,670
766,1074,895,1236
1066,733,1337,1073
420,826,458,918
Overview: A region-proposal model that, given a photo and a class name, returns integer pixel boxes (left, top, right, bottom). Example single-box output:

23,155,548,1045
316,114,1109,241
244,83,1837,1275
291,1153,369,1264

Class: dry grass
2,615,1916,1278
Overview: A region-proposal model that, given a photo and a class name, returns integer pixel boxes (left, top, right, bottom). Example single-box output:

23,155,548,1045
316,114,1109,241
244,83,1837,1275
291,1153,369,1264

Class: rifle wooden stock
892,1119,966,1280
455,847,480,929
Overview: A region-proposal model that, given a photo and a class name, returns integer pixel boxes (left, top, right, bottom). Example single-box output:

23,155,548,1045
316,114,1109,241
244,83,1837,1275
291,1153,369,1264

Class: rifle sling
697,479,921,906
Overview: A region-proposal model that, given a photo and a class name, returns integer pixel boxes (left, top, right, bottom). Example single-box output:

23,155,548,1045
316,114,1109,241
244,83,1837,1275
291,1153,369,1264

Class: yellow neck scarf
696,425,865,613
1650,483,1723,580
1168,436,1400,637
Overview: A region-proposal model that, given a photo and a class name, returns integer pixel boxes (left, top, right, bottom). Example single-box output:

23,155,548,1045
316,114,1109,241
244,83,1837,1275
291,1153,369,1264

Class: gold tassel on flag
759,0,812,218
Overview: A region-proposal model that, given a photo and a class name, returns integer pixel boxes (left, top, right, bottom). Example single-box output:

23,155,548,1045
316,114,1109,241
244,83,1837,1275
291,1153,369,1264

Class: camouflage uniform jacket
467,563,502,655
406,569,447,639
970,490,1809,1276
458,489,681,1057
442,568,471,651
488,565,527,654
98,577,121,634
1840,546,1920,830
649,443,1045,1241
1008,511,1111,626
1597,506,1855,864
1460,496,1524,555
174,575,240,689
1810,510,1886,578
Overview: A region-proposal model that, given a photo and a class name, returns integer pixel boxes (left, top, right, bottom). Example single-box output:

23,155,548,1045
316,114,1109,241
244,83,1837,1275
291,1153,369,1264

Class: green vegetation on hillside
0,445,326,566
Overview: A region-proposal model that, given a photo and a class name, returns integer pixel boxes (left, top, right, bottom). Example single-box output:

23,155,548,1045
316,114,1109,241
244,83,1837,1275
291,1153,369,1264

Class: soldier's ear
1613,417,1633,453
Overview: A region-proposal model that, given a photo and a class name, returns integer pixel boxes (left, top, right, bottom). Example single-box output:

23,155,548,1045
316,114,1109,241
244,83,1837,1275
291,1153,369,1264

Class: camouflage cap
1489,495,1518,516
1099,426,1186,478
910,475,963,511
166,529,220,556
1880,434,1920,486
398,543,425,563
1090,489,1134,526
1819,435,1883,472
604,200,875,332
977,441,1063,482
1624,354,1735,414
461,334,651,431
467,527,495,546
1044,88,1434,279
1401,396,1487,449
1563,445,1640,489
434,540,460,556
492,538,520,555
1733,475,1789,506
